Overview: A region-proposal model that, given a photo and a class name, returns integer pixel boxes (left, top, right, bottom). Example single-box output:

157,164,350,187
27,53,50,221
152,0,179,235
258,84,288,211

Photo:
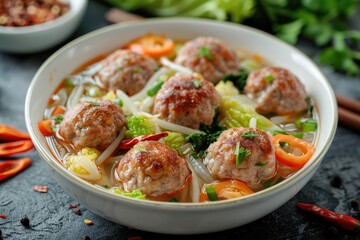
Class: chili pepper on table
0,124,30,141
118,132,169,149
0,140,34,157
297,203,360,231
0,157,32,181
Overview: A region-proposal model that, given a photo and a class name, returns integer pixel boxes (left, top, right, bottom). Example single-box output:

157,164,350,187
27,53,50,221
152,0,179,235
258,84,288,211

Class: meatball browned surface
153,75,221,129
245,66,308,115
175,37,239,84
59,99,126,151
117,141,191,197
97,50,158,96
204,127,276,188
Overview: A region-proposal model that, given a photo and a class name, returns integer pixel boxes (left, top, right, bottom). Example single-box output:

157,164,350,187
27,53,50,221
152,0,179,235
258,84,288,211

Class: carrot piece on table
0,157,32,181
0,124,30,141
0,140,34,157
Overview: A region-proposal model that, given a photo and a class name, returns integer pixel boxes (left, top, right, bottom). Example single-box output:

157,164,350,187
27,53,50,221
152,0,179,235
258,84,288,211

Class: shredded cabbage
216,81,281,133
102,90,117,101
126,116,155,138
65,147,100,168
114,188,147,200
106,0,255,23
164,132,187,151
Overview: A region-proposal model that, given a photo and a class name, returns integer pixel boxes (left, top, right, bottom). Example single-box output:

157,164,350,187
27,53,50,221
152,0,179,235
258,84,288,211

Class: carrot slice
0,140,34,157
199,180,254,202
0,124,30,141
51,106,66,116
272,134,315,168
38,119,53,136
128,35,175,58
0,158,32,181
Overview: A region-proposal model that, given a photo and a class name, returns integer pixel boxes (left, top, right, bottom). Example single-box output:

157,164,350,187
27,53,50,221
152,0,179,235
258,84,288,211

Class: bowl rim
25,17,338,209
0,0,87,34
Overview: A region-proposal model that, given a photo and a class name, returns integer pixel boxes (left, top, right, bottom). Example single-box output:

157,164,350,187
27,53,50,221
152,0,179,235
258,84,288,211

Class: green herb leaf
241,131,257,138
54,115,63,124
319,47,359,75
102,184,110,189
193,79,202,88
147,81,164,97
222,69,249,92
205,185,219,201
134,145,147,152
169,198,178,202
255,162,266,167
234,142,251,168
198,46,214,60
112,98,123,107
265,74,275,83
262,177,284,189
84,101,101,106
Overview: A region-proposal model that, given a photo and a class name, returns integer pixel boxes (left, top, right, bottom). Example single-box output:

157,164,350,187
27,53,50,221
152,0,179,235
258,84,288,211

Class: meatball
117,141,191,197
245,66,308,115
153,75,221,129
97,50,158,96
204,127,276,188
175,37,239,84
59,99,126,151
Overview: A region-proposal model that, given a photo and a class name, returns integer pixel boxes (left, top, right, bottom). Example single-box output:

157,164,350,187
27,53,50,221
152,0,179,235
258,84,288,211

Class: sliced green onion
261,177,284,189
84,101,101,106
303,120,317,132
64,79,74,88
112,98,123,107
54,115,63,124
273,130,289,135
255,162,266,167
205,185,218,201
291,132,304,139
193,79,201,88
198,47,214,60
147,80,164,97
265,74,274,83
169,198,178,202
133,67,141,73
279,141,287,147
134,145,147,152
234,142,251,168
273,130,303,139
102,184,109,189
241,131,257,138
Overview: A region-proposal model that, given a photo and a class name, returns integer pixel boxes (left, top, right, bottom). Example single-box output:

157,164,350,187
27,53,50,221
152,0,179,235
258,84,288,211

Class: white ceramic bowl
25,18,337,234
0,0,87,53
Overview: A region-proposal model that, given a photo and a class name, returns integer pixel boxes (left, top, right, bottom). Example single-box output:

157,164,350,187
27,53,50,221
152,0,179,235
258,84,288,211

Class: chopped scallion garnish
169,198,178,202
241,131,257,138
193,79,201,88
54,115,63,124
133,67,141,73
147,81,164,97
198,47,214,60
112,98,123,107
255,162,267,167
265,74,274,83
279,141,287,147
303,120,318,132
234,142,251,168
134,145,147,152
205,185,218,201
85,101,101,106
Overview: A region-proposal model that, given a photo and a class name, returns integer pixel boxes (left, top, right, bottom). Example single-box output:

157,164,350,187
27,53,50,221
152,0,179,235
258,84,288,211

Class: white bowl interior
25,18,337,233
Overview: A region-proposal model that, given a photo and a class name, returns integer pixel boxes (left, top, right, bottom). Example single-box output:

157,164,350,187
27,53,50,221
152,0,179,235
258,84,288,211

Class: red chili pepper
297,203,360,231
0,158,32,181
0,140,34,157
118,132,169,149
0,124,30,141
0,214,7,219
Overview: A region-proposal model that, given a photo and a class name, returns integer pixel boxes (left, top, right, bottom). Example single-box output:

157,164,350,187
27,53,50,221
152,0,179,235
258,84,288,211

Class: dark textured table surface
1,1,360,240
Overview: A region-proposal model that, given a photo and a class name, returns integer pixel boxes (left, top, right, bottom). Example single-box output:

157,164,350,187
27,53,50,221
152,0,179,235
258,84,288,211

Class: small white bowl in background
25,18,337,234
0,0,87,54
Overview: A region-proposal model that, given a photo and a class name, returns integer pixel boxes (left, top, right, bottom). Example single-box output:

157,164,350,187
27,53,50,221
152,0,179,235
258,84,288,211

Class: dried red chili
297,203,360,231
118,132,169,150
0,214,7,219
